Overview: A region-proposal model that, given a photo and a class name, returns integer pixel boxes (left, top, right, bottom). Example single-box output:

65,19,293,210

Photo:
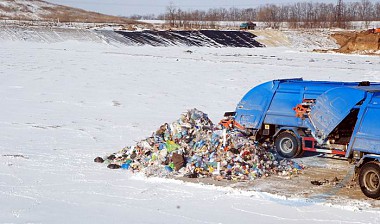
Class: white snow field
1,38,380,223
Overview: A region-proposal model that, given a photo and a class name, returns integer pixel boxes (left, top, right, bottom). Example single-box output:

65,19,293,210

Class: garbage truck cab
225,78,380,199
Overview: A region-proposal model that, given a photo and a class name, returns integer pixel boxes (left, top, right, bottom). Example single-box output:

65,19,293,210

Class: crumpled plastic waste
95,108,304,181
311,177,340,186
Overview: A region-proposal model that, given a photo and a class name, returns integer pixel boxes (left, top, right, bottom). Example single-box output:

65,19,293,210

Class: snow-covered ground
1,38,380,223
0,0,55,20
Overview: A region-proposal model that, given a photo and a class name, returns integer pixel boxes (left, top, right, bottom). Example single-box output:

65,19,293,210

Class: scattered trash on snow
311,177,341,186
95,109,303,181
2,154,29,159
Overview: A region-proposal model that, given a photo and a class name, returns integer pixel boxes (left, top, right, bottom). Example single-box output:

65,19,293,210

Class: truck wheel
359,162,380,199
275,131,301,158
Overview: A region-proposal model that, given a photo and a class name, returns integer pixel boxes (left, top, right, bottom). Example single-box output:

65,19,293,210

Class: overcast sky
47,0,341,17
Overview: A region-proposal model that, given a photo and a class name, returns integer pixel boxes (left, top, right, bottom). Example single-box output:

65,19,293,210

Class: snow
0,0,55,20
1,36,380,223
283,30,339,50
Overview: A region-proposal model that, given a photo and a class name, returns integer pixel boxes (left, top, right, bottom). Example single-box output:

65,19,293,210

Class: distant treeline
128,0,380,29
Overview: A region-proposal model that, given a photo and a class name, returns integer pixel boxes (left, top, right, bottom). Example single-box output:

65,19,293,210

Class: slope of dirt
332,30,380,54
249,30,291,47
0,0,140,24
249,29,339,50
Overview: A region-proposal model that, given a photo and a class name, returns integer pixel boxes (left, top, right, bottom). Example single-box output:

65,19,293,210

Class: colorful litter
95,108,303,181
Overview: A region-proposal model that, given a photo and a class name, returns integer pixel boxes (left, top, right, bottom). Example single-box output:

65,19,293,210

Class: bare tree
359,0,373,28
375,2,380,20
149,0,380,30
165,2,177,27
336,0,344,28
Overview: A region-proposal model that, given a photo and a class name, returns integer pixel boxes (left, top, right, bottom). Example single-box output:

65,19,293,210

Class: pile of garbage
95,109,303,181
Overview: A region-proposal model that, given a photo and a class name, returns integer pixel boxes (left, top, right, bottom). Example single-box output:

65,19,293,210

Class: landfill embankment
0,26,264,48
113,30,264,47
1,25,346,50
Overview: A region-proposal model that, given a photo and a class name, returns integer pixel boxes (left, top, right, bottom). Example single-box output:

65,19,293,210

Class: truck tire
275,131,301,158
359,162,380,199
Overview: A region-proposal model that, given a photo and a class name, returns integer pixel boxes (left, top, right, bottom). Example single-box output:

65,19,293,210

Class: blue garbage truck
225,78,380,199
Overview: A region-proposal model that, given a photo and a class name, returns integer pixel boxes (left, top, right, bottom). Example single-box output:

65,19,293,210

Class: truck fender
273,127,301,139
356,154,380,168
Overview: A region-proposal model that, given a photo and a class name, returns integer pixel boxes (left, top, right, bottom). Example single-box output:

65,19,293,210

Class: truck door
306,87,366,143
350,93,380,154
